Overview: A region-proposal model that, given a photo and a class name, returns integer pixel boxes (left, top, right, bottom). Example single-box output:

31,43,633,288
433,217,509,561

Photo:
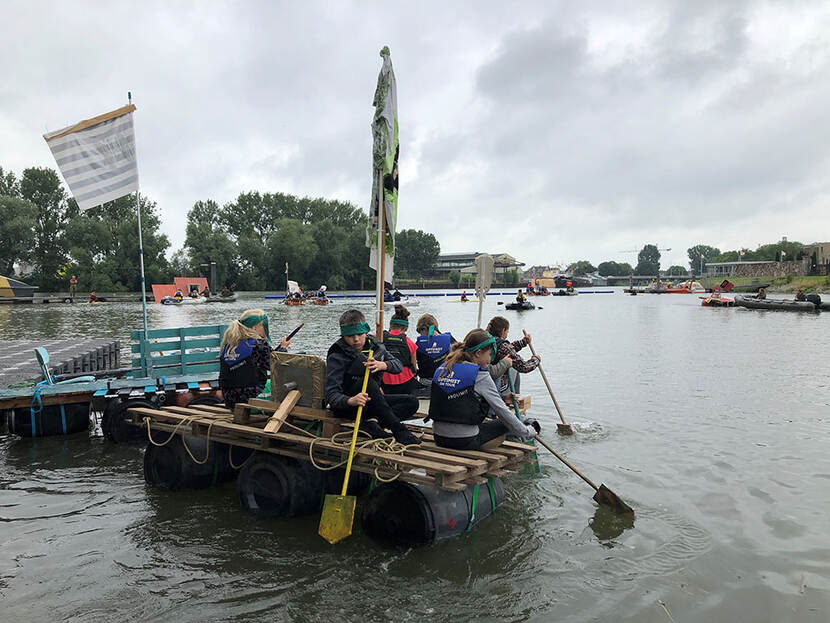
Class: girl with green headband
428,329,539,451
219,309,291,410
324,309,420,445
381,305,420,395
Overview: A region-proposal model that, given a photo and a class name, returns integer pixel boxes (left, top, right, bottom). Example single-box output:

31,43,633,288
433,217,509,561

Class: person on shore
486,316,541,396
757,287,767,300
325,309,420,445
415,313,455,384
381,305,420,395
219,309,290,410
429,329,538,451
795,288,806,301
69,275,77,299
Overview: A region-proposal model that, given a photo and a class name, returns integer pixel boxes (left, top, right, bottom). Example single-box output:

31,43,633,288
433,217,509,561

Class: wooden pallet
127,402,537,492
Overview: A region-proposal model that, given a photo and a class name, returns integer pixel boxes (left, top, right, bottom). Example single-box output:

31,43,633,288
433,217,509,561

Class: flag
367,46,398,277
43,104,139,211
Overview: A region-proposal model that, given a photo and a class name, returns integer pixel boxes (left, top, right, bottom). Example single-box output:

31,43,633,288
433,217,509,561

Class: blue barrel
143,435,236,490
237,453,324,517
361,478,505,547
7,402,90,437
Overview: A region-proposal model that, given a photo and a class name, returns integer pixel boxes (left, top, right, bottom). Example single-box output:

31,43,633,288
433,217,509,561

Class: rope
142,409,420,481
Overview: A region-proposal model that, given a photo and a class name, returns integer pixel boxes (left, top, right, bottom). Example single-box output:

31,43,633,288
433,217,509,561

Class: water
1,291,829,622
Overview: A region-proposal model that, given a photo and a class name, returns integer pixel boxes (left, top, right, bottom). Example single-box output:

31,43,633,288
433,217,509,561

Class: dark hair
392,305,410,322
441,329,491,376
339,309,366,326
416,313,439,333
486,316,509,337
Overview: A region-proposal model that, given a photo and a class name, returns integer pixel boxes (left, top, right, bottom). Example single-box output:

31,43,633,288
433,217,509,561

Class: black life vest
416,332,453,380
220,338,267,389
428,362,488,426
328,335,385,385
383,330,413,372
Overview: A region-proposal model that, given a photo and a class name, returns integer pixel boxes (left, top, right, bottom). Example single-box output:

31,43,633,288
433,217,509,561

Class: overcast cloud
3,0,829,270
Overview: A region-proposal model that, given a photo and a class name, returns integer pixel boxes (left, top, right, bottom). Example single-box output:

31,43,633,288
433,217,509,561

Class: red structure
152,277,209,303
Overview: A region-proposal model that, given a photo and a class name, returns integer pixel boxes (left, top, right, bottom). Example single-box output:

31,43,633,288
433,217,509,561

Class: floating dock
0,339,120,388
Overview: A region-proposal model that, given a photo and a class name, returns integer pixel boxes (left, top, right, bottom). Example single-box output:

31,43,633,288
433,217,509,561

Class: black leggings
333,377,419,429
433,420,508,450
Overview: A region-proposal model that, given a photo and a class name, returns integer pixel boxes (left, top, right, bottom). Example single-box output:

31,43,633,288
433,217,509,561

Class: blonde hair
221,308,266,358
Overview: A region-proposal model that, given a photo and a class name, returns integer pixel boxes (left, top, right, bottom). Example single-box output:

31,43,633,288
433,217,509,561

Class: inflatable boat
505,300,536,311
734,294,819,312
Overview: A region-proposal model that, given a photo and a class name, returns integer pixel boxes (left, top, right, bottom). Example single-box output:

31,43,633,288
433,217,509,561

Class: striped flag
43,104,139,211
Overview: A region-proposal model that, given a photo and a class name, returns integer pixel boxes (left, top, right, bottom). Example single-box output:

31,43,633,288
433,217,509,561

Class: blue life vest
220,338,266,389
428,362,488,426
416,332,453,380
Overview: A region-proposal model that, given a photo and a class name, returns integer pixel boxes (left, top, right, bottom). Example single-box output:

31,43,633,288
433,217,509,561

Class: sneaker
360,420,389,439
393,427,421,446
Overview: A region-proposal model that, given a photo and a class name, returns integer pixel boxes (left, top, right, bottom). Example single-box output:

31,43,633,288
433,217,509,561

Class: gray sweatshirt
433,368,536,439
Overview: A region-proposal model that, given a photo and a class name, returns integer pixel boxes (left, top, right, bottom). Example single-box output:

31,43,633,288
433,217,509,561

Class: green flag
367,46,398,277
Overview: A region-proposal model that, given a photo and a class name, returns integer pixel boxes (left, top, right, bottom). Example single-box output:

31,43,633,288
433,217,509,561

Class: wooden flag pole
375,169,386,337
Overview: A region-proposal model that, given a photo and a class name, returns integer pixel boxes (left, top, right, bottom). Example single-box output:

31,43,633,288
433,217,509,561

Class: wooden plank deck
127,403,537,492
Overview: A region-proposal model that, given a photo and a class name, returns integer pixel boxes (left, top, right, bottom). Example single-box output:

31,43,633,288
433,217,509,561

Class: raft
550,289,577,296
311,297,330,306
734,294,818,312
505,300,536,310
204,293,237,303
700,296,735,307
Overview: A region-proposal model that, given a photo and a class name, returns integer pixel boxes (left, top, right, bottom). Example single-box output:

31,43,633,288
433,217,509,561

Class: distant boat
0,276,38,303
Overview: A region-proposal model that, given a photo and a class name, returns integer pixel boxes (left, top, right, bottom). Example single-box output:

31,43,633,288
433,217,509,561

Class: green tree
65,193,170,291
597,261,633,276
569,260,596,276
0,196,38,274
449,269,461,287
0,166,21,197
20,167,76,289
635,244,661,275
184,200,238,290
395,229,440,278
687,245,721,271
266,219,318,290
666,265,686,276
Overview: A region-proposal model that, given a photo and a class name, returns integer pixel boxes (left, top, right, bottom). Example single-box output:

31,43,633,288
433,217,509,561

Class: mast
375,170,386,336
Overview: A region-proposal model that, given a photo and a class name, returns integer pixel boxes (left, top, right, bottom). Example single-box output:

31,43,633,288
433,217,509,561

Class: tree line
0,164,440,292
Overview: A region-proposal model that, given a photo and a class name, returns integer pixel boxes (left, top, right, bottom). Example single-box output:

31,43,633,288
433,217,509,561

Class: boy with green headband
325,309,420,445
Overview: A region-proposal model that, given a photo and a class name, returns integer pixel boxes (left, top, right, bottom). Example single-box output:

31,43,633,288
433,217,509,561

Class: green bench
130,324,229,378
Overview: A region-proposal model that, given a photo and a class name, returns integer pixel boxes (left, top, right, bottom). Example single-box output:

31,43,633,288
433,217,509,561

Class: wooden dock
128,401,537,492
0,339,120,388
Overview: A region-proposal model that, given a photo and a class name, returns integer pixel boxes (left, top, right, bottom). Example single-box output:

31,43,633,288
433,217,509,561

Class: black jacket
325,335,403,410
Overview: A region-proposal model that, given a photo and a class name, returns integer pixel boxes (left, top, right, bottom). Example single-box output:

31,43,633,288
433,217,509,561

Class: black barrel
7,402,90,437
102,398,156,443
325,467,372,497
237,453,324,517
144,435,236,490
361,478,505,547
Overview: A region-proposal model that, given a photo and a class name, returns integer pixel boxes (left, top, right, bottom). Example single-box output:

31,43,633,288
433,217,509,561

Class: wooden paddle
535,435,634,516
318,349,373,544
522,330,573,435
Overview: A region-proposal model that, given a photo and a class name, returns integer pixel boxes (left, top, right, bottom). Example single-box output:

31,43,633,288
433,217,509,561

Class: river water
0,290,828,622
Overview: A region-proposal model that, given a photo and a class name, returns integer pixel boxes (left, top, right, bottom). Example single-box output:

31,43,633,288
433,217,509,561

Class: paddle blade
556,422,574,436
593,484,635,516
318,494,357,544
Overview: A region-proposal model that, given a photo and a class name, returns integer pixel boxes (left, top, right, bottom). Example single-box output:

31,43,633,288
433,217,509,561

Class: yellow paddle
318,349,373,544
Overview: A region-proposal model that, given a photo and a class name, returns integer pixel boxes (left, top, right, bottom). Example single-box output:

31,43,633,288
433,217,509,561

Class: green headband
390,318,409,327
465,336,497,362
240,314,270,341
340,321,371,336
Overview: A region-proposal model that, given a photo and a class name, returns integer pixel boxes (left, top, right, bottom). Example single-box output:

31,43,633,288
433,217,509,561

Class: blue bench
130,324,228,378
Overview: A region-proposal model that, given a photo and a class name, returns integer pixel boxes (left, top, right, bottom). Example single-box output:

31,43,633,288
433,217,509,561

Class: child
325,309,420,445
414,313,455,384
219,309,290,409
381,305,419,395
429,329,538,450
486,316,540,396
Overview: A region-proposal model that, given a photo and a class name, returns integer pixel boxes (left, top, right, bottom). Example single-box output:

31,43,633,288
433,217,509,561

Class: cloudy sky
3,0,830,270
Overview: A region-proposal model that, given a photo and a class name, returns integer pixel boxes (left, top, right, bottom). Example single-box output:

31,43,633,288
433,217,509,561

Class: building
803,241,830,275
432,252,525,282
